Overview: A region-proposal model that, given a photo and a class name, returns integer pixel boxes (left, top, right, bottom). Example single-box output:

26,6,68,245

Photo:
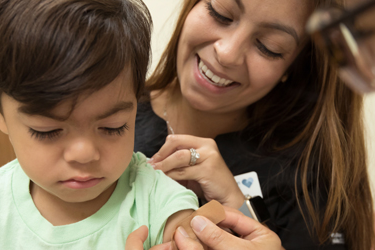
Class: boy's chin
57,192,103,204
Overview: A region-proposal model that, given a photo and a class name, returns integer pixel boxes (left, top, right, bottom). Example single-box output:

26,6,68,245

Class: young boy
0,0,198,249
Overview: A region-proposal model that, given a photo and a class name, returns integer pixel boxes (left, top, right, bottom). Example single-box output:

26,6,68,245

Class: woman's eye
29,128,62,141
256,40,284,59
206,2,232,24
101,123,129,136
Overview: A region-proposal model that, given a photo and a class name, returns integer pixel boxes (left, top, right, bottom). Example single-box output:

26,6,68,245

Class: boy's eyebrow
95,101,134,120
20,110,69,121
20,101,134,121
235,0,245,12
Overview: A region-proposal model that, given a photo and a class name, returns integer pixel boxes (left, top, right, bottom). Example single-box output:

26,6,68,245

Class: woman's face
177,0,313,114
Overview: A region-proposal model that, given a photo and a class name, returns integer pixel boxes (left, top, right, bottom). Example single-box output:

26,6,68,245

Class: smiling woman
136,0,374,249
172,0,311,115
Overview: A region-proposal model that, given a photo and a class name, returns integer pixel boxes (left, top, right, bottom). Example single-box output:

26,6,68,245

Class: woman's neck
151,87,248,139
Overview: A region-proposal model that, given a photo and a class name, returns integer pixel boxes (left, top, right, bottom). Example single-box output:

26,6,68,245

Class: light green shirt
0,152,198,249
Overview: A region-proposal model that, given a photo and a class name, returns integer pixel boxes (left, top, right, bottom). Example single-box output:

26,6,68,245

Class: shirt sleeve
148,170,198,246
131,152,199,249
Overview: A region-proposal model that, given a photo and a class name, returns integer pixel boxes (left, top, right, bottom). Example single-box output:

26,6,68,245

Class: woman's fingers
125,225,148,250
150,135,216,163
218,207,271,240
174,226,205,250
125,225,173,250
189,212,282,250
218,207,282,248
190,216,248,250
126,213,282,250
152,148,203,173
149,242,173,250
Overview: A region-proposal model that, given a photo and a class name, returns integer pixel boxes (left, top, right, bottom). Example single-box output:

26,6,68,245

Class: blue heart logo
242,177,253,188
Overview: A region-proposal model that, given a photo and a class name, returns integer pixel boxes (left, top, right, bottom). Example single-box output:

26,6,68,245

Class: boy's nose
63,138,100,164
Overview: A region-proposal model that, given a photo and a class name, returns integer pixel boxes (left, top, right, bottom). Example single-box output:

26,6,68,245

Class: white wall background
143,0,375,198
143,0,182,73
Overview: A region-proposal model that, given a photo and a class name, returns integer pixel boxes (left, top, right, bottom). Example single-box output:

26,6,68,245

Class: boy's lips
60,177,104,189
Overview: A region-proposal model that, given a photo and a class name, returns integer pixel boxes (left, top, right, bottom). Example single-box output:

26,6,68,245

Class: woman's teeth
199,60,234,87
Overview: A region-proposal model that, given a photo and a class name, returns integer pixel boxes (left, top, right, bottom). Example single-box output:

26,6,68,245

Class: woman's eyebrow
259,22,300,45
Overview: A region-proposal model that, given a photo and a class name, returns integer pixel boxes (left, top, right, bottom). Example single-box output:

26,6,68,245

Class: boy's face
0,70,137,207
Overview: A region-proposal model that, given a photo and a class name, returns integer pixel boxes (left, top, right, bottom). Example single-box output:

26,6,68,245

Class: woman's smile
198,57,235,87
194,55,241,95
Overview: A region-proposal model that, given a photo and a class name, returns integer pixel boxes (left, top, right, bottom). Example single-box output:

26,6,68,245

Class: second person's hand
149,134,244,209
188,206,282,250
126,207,283,250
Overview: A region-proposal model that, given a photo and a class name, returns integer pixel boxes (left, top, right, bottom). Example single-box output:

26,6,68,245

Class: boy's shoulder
128,151,180,182
127,151,198,203
129,151,149,167
128,152,163,184
128,152,157,176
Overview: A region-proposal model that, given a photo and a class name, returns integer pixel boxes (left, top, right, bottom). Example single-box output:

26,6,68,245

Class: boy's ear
0,111,9,135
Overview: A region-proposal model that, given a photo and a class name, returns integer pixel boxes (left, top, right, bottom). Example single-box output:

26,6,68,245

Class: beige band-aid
171,200,226,250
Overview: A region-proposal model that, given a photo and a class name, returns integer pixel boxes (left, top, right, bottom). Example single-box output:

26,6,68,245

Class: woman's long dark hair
146,0,375,249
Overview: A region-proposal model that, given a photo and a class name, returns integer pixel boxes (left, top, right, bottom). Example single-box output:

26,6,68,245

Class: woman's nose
214,33,247,67
63,137,100,164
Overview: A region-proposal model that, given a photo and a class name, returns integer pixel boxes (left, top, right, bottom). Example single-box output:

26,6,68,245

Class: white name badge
234,171,263,198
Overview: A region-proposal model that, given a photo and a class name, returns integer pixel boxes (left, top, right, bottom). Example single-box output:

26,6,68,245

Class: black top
135,101,347,250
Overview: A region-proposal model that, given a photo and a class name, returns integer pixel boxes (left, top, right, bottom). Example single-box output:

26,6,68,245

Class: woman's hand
148,135,244,208
190,206,283,250
125,225,173,250
125,225,204,250
125,207,283,250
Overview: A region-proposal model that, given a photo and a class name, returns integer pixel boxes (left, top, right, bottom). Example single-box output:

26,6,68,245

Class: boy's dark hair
0,0,152,115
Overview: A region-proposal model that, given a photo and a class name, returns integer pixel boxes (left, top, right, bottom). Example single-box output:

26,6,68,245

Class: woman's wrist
230,189,246,209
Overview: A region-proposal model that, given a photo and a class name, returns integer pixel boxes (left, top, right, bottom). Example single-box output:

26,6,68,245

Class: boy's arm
162,200,226,247
162,209,194,243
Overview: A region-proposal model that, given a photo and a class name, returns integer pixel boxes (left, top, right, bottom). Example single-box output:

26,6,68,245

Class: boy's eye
100,123,129,136
256,39,284,60
29,128,62,141
206,2,232,24
28,123,129,140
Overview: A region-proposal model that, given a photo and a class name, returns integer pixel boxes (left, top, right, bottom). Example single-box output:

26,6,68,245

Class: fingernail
151,164,156,169
153,162,161,170
147,158,154,164
191,216,207,233
178,226,189,238
153,154,161,162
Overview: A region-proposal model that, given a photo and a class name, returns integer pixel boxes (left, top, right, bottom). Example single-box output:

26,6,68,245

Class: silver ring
189,148,200,166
